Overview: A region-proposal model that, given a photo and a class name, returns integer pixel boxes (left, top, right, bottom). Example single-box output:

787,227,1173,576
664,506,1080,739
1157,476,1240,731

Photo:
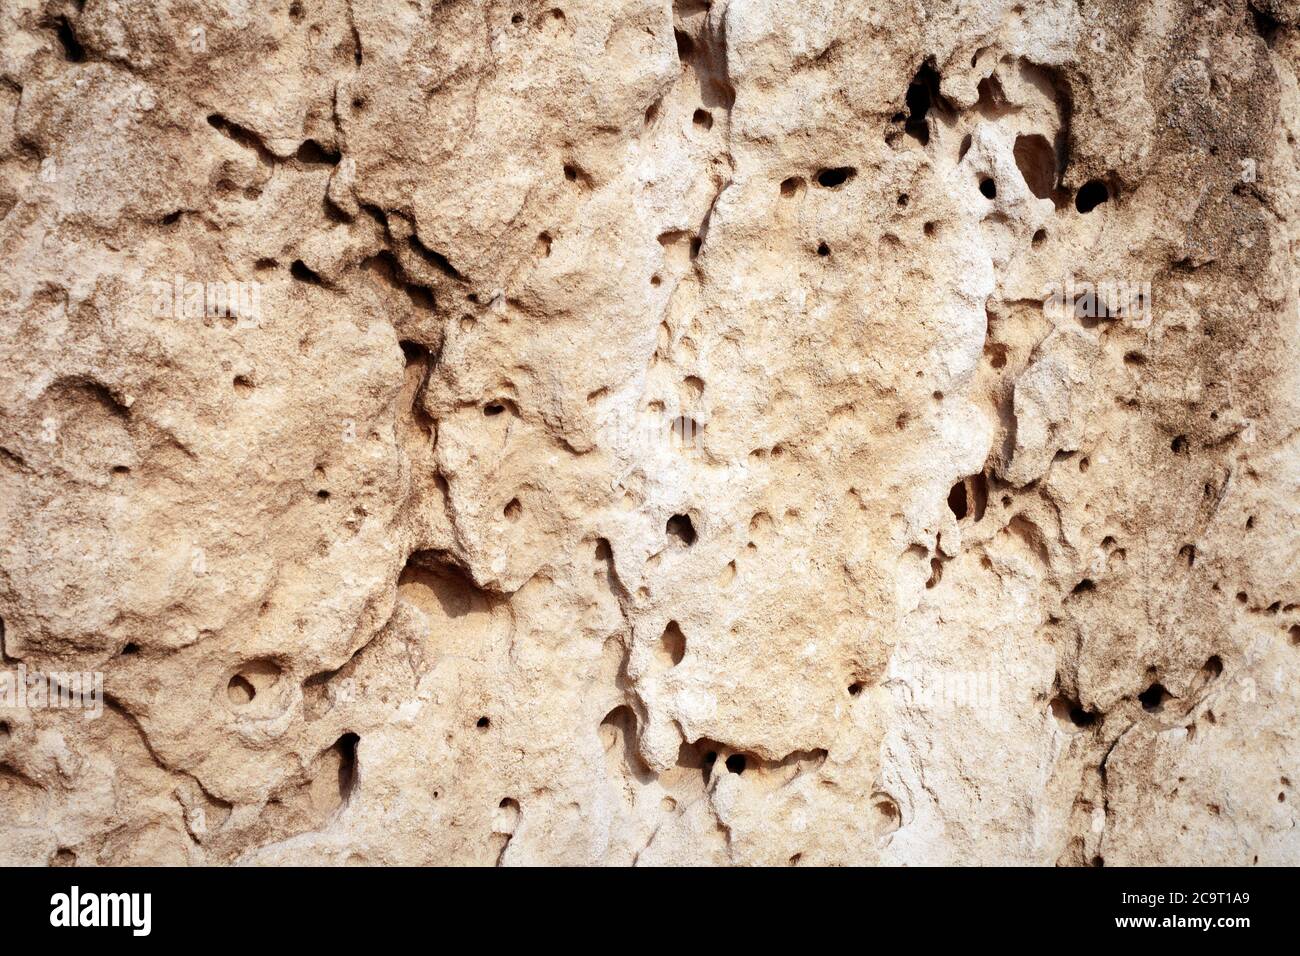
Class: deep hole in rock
55,16,85,62
666,513,696,546
725,753,747,774
979,177,996,199
904,62,942,144
1075,179,1110,213
334,732,359,799
815,166,856,188
290,260,325,285
947,480,968,520
1251,6,1280,45
1139,682,1171,712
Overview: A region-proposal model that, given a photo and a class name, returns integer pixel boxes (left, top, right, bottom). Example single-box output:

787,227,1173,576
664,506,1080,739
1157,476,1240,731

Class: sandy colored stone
0,0,1298,865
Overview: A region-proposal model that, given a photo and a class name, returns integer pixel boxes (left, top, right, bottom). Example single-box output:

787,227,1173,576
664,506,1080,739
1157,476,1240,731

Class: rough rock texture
1,0,1298,866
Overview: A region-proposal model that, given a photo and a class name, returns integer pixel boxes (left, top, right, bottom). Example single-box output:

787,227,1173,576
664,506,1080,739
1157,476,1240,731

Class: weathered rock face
0,0,1297,867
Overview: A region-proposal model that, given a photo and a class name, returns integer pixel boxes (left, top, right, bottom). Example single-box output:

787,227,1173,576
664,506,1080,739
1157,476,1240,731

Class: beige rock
0,0,1298,866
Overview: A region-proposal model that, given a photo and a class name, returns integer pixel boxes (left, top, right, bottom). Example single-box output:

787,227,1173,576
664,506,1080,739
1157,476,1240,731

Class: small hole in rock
926,557,943,588
1051,695,1098,728
476,716,491,729
660,621,686,666
725,753,747,774
692,108,713,130
979,177,996,199
227,674,256,705
504,498,522,522
817,241,830,257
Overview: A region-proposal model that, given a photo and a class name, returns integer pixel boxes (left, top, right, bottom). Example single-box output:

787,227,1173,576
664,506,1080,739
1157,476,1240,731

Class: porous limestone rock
1,0,1298,866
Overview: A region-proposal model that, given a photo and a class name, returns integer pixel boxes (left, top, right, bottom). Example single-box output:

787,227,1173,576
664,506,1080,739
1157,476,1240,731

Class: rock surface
1,0,1298,866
